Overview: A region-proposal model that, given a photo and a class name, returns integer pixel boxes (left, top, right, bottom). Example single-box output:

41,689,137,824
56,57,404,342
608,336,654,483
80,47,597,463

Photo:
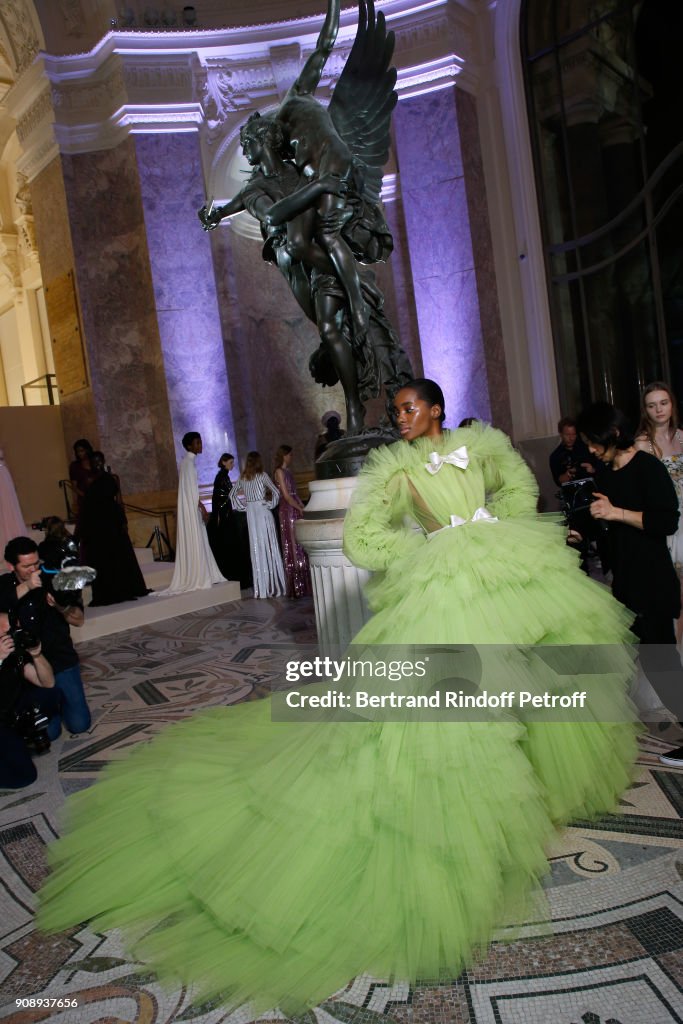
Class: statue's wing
328,0,397,205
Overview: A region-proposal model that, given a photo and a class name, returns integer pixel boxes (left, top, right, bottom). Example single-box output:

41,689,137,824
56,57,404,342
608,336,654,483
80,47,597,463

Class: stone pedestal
296,477,371,652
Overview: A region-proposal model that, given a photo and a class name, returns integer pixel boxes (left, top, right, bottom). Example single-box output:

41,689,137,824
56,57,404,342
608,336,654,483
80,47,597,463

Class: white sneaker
659,744,683,767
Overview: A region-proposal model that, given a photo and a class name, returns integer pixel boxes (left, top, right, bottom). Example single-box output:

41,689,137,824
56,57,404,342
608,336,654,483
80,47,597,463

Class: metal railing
58,480,176,561
22,374,59,405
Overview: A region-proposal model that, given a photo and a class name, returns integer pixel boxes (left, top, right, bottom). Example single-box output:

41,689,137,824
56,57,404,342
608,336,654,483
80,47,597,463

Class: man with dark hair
158,432,226,594
0,536,91,737
549,416,598,486
182,431,201,451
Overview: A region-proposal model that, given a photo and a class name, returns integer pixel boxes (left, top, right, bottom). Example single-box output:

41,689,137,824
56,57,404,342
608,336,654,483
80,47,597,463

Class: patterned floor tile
0,598,681,1024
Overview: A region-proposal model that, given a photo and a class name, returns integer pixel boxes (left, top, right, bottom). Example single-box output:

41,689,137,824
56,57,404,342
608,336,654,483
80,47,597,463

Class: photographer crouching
0,609,59,788
0,537,91,739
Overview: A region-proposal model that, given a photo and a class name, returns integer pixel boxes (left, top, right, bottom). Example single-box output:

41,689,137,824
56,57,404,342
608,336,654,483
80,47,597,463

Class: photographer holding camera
0,609,59,788
0,537,91,738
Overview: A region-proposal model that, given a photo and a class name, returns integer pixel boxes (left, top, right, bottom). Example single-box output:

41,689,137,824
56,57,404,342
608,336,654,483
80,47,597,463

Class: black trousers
0,686,61,789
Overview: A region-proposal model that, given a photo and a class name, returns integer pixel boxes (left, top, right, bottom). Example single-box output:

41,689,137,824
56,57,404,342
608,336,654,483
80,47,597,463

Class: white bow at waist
426,506,498,539
425,446,469,474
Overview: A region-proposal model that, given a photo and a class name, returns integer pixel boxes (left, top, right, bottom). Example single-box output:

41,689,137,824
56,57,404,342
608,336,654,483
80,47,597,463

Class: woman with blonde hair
635,381,683,642
231,451,285,598
274,445,311,598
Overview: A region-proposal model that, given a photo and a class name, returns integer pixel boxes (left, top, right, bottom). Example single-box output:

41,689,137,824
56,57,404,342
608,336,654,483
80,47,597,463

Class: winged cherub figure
200,0,409,436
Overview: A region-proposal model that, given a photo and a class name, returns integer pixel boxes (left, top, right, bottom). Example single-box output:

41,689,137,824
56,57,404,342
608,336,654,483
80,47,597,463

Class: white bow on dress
426,506,499,540
424,446,469,475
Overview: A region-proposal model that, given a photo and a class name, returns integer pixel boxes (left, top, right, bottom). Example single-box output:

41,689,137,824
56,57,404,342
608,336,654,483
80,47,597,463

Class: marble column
135,133,237,486
32,143,178,493
393,87,511,431
29,156,100,460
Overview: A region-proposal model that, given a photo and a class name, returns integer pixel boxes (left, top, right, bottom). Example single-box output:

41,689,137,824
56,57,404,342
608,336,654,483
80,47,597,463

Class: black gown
208,469,252,588
80,473,149,606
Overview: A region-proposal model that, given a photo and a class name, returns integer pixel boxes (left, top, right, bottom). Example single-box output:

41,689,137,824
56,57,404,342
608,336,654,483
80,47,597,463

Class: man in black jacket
0,537,91,738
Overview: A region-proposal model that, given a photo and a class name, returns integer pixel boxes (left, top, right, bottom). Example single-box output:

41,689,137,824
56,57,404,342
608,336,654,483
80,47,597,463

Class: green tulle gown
38,425,639,1014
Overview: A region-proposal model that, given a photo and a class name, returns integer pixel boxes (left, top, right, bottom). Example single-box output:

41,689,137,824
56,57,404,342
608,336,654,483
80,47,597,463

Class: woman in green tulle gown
38,379,638,1014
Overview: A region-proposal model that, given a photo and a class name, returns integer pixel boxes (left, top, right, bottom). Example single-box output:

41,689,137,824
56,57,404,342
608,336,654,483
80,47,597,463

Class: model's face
75,445,89,461
13,552,41,582
283,451,293,466
644,390,673,428
560,425,577,448
393,388,443,441
189,437,203,454
91,453,105,472
223,458,234,472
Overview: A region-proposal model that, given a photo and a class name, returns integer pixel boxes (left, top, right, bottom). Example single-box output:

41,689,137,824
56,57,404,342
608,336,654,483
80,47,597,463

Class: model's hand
580,462,595,474
590,492,615,521
199,502,209,524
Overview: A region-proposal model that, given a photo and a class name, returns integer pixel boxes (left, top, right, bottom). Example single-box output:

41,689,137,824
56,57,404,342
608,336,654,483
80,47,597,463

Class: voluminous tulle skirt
39,511,639,1014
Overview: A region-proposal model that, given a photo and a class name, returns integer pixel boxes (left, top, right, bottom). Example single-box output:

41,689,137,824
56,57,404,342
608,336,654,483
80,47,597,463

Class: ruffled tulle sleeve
343,443,427,571
470,424,539,519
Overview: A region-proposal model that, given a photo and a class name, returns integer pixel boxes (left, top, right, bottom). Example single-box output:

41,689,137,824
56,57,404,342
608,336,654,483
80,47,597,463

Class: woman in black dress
577,402,680,641
79,452,149,606
578,402,683,764
208,453,252,588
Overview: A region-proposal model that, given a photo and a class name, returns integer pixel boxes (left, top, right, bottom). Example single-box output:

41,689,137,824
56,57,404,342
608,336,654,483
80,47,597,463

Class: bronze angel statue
199,0,412,440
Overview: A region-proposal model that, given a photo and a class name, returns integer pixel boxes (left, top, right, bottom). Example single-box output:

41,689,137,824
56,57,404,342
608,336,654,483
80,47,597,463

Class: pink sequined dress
278,468,312,598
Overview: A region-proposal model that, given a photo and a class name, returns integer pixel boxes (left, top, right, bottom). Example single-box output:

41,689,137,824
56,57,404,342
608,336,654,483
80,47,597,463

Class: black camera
37,536,94,607
559,477,596,519
11,703,51,754
6,608,39,659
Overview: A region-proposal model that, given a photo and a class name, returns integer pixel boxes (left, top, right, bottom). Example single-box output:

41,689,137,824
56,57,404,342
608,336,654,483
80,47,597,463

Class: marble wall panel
135,133,236,486
209,226,258,459
412,270,491,425
392,87,463,189
395,88,489,425
394,86,510,431
400,178,474,277
379,191,422,377
456,89,512,436
61,142,177,493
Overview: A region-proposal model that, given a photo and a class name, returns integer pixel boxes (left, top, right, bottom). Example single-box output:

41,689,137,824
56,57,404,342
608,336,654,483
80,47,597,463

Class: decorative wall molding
0,230,20,292
15,213,37,266
9,0,477,164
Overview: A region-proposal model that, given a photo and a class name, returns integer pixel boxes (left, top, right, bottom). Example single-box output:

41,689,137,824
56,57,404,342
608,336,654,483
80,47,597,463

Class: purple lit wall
393,87,492,428
135,133,237,484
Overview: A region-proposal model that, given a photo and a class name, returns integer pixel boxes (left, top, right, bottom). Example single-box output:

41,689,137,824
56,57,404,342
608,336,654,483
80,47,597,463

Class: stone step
73,580,242,643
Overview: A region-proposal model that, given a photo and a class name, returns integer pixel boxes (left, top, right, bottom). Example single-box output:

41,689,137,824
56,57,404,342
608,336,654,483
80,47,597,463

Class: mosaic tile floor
0,598,681,1024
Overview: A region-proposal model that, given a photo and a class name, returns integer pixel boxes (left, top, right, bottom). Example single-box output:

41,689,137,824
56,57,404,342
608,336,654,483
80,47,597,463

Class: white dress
159,451,226,595
231,473,286,598
0,450,27,556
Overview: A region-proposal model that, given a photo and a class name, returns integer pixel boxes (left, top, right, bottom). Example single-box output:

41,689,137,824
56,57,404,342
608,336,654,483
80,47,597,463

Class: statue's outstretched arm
198,193,246,230
284,0,340,99
266,174,347,227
